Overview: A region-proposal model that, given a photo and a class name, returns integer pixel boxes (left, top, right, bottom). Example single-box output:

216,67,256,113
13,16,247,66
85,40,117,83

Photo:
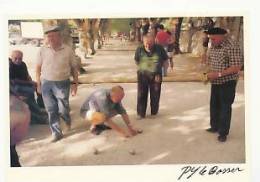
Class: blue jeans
41,79,71,136
13,84,35,98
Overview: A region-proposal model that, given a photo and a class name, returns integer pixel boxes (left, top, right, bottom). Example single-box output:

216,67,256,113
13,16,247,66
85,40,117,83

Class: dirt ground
17,81,245,166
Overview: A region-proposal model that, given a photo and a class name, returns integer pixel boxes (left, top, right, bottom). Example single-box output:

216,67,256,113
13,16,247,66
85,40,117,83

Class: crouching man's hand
122,114,143,137
106,118,130,138
128,125,143,136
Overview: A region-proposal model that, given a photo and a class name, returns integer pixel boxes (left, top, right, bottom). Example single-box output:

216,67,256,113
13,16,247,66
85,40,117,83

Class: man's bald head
110,85,125,103
11,50,23,65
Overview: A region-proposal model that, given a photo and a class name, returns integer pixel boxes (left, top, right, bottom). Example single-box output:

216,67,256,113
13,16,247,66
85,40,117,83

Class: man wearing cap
36,25,78,142
80,86,142,138
204,27,243,142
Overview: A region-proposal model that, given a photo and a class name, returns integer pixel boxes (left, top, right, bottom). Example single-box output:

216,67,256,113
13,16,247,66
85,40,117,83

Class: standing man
204,27,243,142
134,33,168,119
36,25,78,142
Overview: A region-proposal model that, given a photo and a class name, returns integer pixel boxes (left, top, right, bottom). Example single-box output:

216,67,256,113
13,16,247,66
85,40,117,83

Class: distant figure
155,24,171,76
204,27,243,142
10,94,30,167
134,33,168,119
149,18,160,37
80,86,142,137
166,30,176,71
141,18,150,41
201,17,215,63
36,25,78,142
141,19,150,36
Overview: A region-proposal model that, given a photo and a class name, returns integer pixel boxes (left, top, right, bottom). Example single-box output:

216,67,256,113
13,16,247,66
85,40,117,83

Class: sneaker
91,50,96,55
90,127,102,135
136,115,145,120
206,128,218,133
218,135,227,142
51,134,63,143
96,124,111,130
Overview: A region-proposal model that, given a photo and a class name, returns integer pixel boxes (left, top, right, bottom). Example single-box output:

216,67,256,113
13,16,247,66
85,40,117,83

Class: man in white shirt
36,25,78,142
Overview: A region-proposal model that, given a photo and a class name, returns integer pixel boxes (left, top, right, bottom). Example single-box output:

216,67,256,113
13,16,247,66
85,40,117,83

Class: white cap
44,25,61,34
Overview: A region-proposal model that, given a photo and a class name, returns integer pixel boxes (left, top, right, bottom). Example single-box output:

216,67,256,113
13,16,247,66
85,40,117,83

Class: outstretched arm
105,118,130,138
121,113,142,136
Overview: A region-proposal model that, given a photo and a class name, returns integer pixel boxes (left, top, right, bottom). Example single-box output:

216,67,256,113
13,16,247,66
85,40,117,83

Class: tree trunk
135,19,142,42
73,19,91,58
175,17,183,54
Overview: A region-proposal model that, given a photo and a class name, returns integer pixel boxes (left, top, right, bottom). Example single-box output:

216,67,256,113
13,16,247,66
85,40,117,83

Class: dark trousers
137,72,162,117
210,80,237,136
10,145,21,167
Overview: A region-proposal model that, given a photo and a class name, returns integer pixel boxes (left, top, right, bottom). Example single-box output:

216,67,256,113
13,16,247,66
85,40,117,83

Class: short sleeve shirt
155,31,171,47
80,88,127,118
207,38,243,84
134,44,168,74
36,44,77,81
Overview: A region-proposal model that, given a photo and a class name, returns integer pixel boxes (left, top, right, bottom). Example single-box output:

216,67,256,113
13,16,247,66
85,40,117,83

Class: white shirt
37,44,77,81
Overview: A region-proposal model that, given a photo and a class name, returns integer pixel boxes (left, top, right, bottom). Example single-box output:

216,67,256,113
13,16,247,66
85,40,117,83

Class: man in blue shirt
80,86,142,137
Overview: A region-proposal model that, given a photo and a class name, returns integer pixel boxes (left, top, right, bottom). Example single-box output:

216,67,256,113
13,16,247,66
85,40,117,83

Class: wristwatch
218,72,222,77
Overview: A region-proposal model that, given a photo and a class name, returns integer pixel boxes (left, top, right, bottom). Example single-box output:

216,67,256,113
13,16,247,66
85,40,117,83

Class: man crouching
80,85,142,138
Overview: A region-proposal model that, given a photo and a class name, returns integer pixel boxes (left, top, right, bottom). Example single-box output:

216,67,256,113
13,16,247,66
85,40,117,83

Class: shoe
65,122,71,132
218,135,227,142
90,127,102,135
206,128,218,133
51,134,63,143
149,114,157,119
96,124,111,130
79,67,87,74
136,115,145,120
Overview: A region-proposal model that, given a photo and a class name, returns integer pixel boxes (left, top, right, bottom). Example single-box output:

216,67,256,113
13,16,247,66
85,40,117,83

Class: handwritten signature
178,165,244,180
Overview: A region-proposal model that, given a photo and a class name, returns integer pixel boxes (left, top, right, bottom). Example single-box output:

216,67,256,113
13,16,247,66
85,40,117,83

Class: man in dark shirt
9,50,47,124
9,51,35,98
134,33,168,119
